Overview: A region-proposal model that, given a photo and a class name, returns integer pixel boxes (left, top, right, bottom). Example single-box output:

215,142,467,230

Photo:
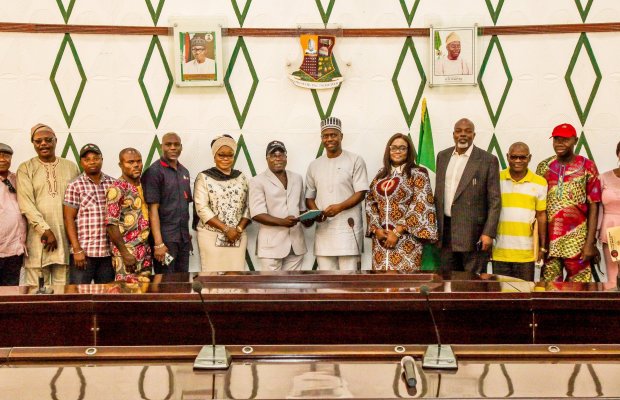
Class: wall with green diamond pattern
0,0,619,272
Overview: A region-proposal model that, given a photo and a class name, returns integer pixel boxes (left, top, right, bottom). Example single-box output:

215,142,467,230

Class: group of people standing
0,118,618,287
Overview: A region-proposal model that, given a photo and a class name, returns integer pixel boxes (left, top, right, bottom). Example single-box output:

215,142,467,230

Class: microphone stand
192,280,231,370
347,217,362,271
420,285,457,369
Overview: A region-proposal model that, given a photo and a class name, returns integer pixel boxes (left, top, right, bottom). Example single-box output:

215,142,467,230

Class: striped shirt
492,169,547,262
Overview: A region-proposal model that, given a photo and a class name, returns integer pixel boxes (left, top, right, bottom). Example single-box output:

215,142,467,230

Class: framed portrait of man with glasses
172,18,224,87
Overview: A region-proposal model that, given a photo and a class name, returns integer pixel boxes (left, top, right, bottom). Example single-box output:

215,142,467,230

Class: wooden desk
0,271,617,347
2,344,620,399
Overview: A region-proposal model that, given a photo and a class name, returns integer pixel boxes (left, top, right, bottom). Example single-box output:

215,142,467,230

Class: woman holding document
366,134,438,272
598,141,620,289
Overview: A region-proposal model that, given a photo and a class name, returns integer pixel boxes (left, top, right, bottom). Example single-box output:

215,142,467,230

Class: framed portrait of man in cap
429,26,477,86
171,17,224,87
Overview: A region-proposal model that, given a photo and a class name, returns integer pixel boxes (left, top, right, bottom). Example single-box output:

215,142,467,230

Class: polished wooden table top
2,344,620,399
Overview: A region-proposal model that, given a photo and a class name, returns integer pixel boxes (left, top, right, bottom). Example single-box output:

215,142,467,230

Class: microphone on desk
400,355,418,388
192,280,231,370
419,285,457,370
347,217,362,271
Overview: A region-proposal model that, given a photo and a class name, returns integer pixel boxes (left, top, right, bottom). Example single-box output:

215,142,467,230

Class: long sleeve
365,177,382,236
16,161,50,235
403,170,438,241
483,155,501,238
193,173,216,224
241,175,251,220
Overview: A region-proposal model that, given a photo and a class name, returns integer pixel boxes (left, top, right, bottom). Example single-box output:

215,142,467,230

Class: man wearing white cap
305,117,369,270
0,143,27,286
17,124,79,286
435,31,472,76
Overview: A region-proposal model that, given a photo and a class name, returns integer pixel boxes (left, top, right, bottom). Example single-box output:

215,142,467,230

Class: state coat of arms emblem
289,34,343,89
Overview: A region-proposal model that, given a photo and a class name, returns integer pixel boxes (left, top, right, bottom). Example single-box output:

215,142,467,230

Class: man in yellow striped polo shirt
492,142,547,281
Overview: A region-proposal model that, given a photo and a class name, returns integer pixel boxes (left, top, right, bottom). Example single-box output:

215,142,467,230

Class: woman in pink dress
598,141,620,289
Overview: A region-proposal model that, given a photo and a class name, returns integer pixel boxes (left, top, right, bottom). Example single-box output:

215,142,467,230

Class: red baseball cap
550,123,577,138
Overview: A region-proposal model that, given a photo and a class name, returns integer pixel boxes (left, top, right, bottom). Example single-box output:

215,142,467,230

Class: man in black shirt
142,132,192,274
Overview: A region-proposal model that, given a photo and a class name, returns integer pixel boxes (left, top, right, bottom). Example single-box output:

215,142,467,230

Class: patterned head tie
211,135,237,157
320,117,342,133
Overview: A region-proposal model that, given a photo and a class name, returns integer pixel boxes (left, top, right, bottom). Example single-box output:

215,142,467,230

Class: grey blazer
248,169,307,259
434,145,501,252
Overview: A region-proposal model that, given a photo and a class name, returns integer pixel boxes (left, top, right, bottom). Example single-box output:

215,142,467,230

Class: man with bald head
17,124,79,286
434,118,501,278
142,133,192,274
492,142,547,281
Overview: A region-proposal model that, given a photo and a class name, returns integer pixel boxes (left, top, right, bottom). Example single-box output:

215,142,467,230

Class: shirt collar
452,144,474,157
500,168,534,183
160,157,183,170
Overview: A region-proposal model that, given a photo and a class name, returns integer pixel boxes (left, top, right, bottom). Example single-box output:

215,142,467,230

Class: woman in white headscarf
193,135,250,271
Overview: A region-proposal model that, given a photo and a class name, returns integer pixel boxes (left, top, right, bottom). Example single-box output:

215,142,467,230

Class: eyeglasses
216,153,234,160
508,155,530,161
33,137,55,145
2,178,16,193
389,145,408,153
192,47,206,52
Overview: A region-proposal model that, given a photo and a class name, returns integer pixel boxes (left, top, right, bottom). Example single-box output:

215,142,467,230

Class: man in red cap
536,123,601,282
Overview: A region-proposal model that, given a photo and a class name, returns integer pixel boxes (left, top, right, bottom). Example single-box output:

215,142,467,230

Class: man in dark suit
434,118,501,278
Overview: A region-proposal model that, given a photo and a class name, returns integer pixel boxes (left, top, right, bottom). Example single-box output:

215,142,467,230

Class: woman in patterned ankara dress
366,133,438,271
194,135,251,271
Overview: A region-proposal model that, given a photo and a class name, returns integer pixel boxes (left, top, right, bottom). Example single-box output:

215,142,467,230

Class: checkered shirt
63,173,116,257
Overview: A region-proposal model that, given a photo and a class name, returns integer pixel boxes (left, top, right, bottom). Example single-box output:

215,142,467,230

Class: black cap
79,143,102,158
266,140,286,156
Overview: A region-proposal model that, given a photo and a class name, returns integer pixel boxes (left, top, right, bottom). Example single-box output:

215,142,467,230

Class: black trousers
0,254,23,286
440,217,490,279
153,240,192,274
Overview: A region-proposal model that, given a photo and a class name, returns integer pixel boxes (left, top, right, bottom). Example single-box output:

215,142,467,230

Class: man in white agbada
435,32,472,76
183,34,215,76
305,117,369,270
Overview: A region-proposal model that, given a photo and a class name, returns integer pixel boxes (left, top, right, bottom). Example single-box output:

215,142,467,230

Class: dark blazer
434,145,501,252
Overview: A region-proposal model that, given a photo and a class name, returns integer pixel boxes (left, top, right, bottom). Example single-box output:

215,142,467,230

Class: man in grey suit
249,141,308,270
434,118,501,278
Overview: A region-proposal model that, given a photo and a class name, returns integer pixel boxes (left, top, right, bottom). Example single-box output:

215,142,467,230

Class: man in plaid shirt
63,144,116,284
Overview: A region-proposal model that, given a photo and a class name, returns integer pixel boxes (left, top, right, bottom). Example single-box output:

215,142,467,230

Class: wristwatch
236,226,243,233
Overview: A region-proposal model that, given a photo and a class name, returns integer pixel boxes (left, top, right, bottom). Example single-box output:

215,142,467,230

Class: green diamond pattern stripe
225,37,259,130
233,134,257,177
484,0,505,25
315,0,336,25
398,0,421,27
392,37,426,129
565,33,602,126
245,251,255,271
50,33,87,129
575,132,595,161
231,0,253,27
145,0,165,26
143,135,162,171
575,0,594,22
311,86,340,120
138,35,173,129
55,0,76,24
61,133,81,171
478,35,512,128
487,133,507,169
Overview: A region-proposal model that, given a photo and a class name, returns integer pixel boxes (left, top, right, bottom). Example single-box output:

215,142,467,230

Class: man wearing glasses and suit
434,118,501,279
